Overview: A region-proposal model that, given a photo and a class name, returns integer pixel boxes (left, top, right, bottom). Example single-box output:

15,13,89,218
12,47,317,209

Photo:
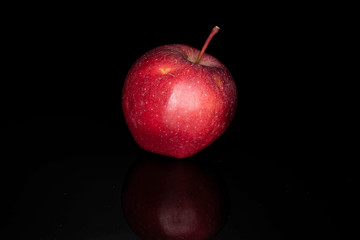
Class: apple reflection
121,153,230,240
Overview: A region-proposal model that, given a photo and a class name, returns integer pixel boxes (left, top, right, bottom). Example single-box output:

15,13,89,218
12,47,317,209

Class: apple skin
122,44,237,158
121,153,230,240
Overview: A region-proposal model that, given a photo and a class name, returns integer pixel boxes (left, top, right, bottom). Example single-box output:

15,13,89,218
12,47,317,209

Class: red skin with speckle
122,44,237,158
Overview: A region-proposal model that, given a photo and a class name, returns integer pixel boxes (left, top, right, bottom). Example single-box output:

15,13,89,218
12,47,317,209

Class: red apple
121,154,229,240
122,26,237,158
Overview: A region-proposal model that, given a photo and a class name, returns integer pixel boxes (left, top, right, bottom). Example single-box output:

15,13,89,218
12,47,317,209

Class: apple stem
195,26,220,64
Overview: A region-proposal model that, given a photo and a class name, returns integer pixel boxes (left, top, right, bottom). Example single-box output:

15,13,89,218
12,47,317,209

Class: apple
122,26,237,158
121,153,229,240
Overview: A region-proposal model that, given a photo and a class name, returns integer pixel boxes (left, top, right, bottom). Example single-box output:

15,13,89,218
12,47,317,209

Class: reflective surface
121,153,230,240
3,153,276,239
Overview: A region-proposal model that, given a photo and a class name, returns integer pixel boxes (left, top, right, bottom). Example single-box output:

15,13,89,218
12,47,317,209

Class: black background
1,2,354,240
